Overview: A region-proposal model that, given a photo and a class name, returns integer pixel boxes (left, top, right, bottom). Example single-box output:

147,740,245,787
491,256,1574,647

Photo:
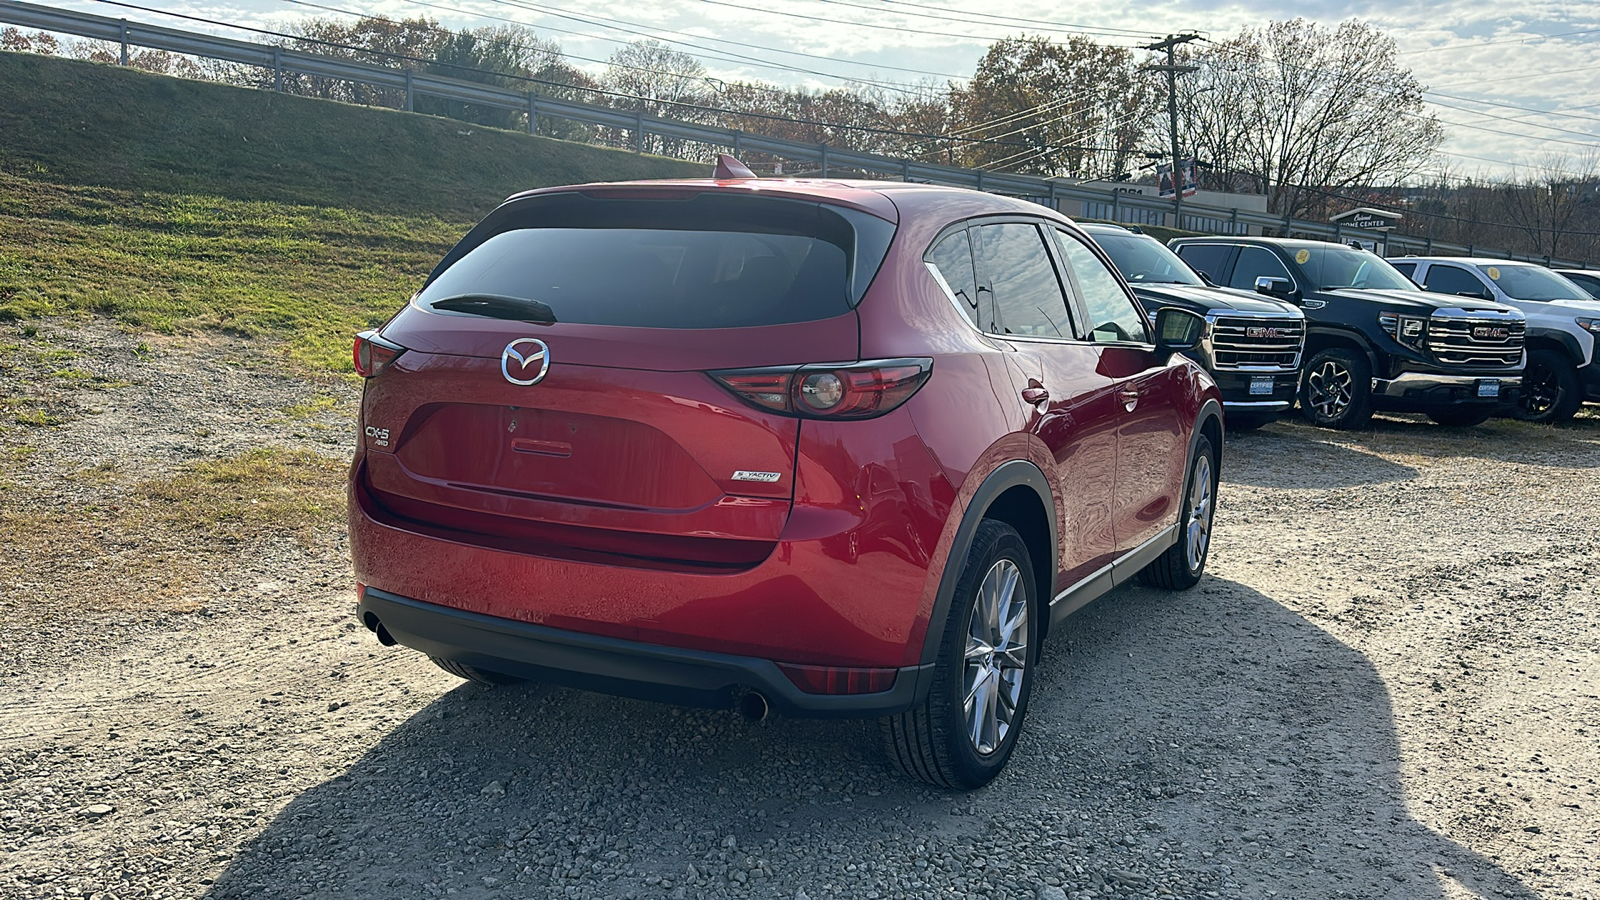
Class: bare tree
600,40,712,156
1178,19,1444,218
1491,152,1600,259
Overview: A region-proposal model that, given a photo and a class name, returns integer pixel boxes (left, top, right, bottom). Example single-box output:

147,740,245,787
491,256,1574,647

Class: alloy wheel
1306,360,1353,419
1186,452,1214,571
963,559,1029,756
1519,361,1559,417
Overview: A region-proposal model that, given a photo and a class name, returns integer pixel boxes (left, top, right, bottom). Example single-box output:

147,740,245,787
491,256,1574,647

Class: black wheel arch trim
1525,327,1585,365
1303,326,1380,372
1190,398,1224,473
916,459,1057,668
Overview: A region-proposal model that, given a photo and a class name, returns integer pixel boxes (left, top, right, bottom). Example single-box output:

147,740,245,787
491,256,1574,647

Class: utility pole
1142,34,1200,228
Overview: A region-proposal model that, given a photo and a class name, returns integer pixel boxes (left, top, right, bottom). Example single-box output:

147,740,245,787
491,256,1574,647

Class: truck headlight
1379,313,1427,347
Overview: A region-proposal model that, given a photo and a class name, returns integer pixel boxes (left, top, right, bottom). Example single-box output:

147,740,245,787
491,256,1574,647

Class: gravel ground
2,321,1597,900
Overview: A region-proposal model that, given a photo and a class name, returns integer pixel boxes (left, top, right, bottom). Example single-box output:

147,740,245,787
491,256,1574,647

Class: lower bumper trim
358,589,929,718
1372,372,1522,398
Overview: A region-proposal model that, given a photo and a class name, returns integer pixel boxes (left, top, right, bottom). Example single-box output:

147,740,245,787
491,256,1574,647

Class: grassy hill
0,52,704,371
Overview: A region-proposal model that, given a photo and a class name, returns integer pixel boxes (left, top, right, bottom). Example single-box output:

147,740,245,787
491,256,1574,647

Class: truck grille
1427,317,1525,366
1207,317,1305,370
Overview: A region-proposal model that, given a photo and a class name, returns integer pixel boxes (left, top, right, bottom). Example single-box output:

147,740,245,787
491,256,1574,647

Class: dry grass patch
0,447,347,626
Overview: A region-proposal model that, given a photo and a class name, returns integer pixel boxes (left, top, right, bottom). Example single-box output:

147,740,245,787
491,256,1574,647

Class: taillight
710,359,932,420
353,331,405,377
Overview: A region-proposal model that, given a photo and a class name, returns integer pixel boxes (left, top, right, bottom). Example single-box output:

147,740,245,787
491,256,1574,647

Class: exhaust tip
735,690,769,723
362,612,397,647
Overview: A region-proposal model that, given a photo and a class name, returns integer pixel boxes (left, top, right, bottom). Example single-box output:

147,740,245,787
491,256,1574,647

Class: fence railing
2,0,1590,268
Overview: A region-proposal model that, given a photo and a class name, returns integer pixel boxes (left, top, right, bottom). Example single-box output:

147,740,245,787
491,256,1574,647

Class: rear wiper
428,293,557,324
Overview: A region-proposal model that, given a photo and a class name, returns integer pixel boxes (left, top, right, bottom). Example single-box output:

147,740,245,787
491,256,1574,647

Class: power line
411,0,936,94
682,0,1147,48
84,0,1047,149
284,0,973,83
1398,26,1600,56
802,0,1160,40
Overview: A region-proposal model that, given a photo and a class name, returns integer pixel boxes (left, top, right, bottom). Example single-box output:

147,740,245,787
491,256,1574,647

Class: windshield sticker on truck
1487,266,1502,280
1295,249,1311,264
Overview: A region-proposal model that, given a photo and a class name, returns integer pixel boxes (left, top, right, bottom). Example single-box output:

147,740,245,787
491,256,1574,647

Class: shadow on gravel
1221,427,1419,488
203,578,1541,900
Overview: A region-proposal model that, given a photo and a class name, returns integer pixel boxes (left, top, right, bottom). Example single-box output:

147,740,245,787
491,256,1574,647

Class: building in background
1066,182,1270,235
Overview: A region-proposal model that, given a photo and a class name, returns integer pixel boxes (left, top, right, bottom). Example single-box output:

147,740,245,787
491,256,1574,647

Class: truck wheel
1300,348,1374,430
1427,409,1493,427
1512,348,1581,424
882,520,1037,790
1141,432,1217,591
430,657,528,685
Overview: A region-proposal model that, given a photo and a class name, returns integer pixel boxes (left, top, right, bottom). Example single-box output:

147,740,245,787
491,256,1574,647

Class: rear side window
1173,243,1232,282
1229,247,1294,291
1423,265,1489,299
925,229,981,327
974,223,1074,338
419,193,896,329
1390,261,1417,278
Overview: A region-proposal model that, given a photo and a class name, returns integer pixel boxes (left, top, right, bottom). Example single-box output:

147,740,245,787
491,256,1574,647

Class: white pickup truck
1391,257,1600,424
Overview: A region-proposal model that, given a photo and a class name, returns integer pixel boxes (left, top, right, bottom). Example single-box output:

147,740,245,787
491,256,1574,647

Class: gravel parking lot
2,323,1597,900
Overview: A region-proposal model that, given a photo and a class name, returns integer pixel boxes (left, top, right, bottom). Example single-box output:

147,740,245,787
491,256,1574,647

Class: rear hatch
358,188,895,571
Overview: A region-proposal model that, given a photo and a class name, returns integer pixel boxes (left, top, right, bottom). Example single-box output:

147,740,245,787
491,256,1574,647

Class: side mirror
1255,276,1299,303
1456,290,1493,301
1154,307,1205,356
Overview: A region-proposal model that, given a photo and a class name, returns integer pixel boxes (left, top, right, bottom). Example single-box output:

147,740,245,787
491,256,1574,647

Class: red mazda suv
349,158,1223,788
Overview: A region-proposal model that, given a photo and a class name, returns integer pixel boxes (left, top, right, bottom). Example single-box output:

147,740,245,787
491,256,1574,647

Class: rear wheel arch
918,460,1057,667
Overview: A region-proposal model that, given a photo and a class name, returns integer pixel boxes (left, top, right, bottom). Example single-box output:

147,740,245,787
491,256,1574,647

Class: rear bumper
1371,372,1521,410
359,588,930,717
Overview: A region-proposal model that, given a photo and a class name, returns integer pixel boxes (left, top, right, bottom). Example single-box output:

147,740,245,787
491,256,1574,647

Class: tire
1427,408,1493,427
1141,432,1218,591
1300,348,1374,430
1511,348,1582,424
430,656,528,685
1226,412,1275,432
882,520,1038,790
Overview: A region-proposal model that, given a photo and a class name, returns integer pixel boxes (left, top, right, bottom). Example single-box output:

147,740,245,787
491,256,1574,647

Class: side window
1229,247,1294,291
925,229,980,327
1423,264,1490,299
1174,243,1232,282
1390,261,1417,279
1054,230,1150,343
974,223,1074,338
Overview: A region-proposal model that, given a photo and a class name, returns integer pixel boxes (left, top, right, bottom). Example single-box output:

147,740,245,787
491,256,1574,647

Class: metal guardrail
2,0,1590,268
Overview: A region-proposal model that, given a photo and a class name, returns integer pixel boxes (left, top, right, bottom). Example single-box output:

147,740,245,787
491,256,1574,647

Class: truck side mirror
1255,276,1299,303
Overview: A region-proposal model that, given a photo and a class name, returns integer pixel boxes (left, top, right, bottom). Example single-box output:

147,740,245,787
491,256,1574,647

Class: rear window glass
418,193,895,329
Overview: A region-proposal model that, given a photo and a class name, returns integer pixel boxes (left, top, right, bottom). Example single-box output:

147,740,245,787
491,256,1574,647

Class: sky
31,0,1600,181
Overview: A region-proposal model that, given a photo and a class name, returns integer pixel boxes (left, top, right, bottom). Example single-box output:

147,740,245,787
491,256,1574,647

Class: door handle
1118,389,1140,412
1021,386,1050,404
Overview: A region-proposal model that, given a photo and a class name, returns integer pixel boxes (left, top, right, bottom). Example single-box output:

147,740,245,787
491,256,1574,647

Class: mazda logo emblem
501,338,550,386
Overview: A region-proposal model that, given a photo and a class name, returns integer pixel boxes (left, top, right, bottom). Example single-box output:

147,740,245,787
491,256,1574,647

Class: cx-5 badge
502,338,551,386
